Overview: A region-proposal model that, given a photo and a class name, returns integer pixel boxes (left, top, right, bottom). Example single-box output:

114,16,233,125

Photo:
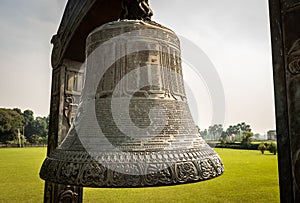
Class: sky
0,0,275,134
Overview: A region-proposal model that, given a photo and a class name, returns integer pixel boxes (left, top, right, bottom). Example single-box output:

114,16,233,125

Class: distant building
267,130,277,140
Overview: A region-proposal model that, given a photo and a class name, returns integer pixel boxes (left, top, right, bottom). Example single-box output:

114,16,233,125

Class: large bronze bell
40,2,223,187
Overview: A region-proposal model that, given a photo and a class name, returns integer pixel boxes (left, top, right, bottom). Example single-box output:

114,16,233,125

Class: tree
237,122,251,132
25,116,48,143
34,117,48,137
22,109,34,126
0,108,49,144
208,124,223,141
13,108,22,115
226,125,239,136
258,143,267,154
30,134,47,144
219,131,228,143
241,131,254,147
200,129,208,139
225,122,252,142
22,109,34,140
0,108,23,143
268,143,277,155
8,133,27,146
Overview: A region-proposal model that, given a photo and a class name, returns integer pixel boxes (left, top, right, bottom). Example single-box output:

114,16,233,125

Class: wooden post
44,60,84,203
269,0,300,202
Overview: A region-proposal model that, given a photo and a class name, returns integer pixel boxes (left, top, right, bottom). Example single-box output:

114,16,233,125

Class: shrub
268,143,277,155
258,143,267,154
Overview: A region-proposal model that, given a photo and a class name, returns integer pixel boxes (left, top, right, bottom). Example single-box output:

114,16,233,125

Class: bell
40,9,224,188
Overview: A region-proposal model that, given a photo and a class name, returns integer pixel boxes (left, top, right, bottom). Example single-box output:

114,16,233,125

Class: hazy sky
0,0,275,134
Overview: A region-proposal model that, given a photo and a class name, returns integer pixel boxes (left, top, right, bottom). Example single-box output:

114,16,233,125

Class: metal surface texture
40,20,224,187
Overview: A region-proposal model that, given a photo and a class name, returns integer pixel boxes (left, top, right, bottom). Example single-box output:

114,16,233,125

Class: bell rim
40,147,224,188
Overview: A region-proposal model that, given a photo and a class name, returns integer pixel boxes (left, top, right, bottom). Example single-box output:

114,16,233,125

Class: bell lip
39,147,224,188
40,171,224,189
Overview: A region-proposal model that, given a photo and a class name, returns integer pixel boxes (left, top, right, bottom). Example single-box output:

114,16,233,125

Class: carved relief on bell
40,20,224,187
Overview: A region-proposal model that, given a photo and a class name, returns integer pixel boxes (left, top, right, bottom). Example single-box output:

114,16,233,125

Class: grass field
0,148,279,203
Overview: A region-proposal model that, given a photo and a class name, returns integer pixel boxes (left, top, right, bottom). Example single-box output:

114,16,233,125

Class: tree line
0,107,263,149
198,122,254,147
0,108,48,145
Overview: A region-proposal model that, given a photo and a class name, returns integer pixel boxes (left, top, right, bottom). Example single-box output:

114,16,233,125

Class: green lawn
0,148,279,203
0,147,46,203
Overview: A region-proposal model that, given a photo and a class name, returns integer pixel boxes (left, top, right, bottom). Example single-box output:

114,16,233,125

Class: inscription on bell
40,20,224,187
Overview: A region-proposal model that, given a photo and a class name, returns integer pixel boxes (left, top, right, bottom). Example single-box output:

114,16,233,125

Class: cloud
0,0,67,53
0,0,275,132
0,0,67,116
151,0,275,132
0,0,67,22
